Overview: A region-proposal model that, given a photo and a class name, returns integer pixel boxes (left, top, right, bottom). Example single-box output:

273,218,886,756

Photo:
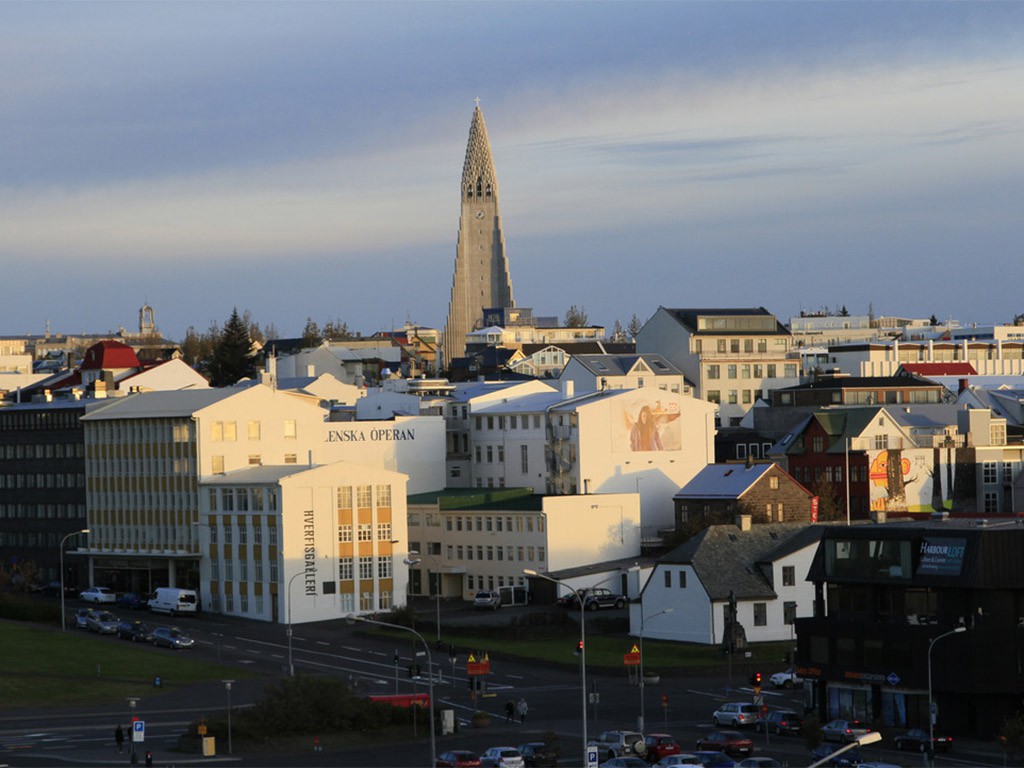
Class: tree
627,313,643,340
1000,711,1024,763
838,305,849,317
929,314,939,326
322,318,356,341
610,319,625,342
808,478,846,522
564,305,588,328
300,317,322,348
208,308,256,387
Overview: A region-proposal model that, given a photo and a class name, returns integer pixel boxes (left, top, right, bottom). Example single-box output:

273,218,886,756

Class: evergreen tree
564,305,588,328
610,319,625,342
209,308,255,387
300,317,323,348
627,313,643,340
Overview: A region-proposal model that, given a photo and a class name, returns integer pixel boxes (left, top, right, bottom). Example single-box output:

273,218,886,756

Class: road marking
342,645,362,652
316,641,330,646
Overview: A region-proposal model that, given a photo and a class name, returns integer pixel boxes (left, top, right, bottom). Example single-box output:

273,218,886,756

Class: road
0,601,1008,767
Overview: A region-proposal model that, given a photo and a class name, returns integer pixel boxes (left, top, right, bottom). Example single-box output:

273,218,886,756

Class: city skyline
3,2,1023,342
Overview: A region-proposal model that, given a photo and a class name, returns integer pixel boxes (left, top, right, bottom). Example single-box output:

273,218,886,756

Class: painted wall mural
612,396,682,453
868,447,955,513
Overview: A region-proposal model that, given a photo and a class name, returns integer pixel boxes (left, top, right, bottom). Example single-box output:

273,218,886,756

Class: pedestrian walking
505,700,515,723
115,724,125,753
516,696,528,724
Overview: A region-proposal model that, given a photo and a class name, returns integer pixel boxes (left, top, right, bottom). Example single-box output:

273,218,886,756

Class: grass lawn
0,620,260,709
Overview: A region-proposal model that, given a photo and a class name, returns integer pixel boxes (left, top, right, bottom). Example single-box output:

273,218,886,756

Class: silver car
85,610,119,634
79,586,117,604
712,702,761,728
480,747,524,768
152,626,195,649
821,719,872,743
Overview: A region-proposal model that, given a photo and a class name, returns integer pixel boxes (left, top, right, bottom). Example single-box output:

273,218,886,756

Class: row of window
90,457,193,478
0,472,85,489
0,442,84,459
473,414,544,431
433,543,546,563
87,420,191,444
337,556,393,580
410,513,545,534
337,522,393,543
201,517,279,547
981,461,1017,485
466,574,525,592
207,487,280,513
0,503,85,519
707,363,797,380
208,419,296,441
791,465,868,485
0,410,83,430
706,389,764,406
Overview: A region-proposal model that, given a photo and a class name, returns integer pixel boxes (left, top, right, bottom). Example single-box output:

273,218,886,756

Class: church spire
461,104,498,205
443,102,515,369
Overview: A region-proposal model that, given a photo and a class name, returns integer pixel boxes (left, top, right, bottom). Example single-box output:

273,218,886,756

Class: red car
696,730,753,757
437,751,482,768
643,733,681,762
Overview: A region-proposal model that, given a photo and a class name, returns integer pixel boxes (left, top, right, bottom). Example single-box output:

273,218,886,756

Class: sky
3,2,1023,343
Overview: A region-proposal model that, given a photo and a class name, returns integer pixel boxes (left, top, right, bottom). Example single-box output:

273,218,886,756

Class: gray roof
201,465,313,484
571,354,682,377
82,389,239,420
673,463,774,500
472,389,568,415
660,523,826,601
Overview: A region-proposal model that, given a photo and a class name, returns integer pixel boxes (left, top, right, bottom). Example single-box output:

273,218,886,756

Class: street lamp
928,626,966,764
126,697,140,766
59,528,89,631
525,569,588,764
222,680,234,755
407,550,441,643
347,613,435,767
286,571,304,677
637,607,674,732
808,731,881,768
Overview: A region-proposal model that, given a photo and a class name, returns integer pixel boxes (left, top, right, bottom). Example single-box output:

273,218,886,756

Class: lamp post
286,571,304,677
407,550,441,643
638,607,674,732
222,680,234,755
126,697,139,766
347,613,435,767
808,731,881,768
525,569,588,763
60,528,89,631
928,626,966,765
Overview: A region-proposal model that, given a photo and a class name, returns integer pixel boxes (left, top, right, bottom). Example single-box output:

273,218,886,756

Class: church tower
443,102,515,368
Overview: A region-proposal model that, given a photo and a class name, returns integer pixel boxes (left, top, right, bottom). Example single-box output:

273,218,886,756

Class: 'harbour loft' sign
325,427,416,443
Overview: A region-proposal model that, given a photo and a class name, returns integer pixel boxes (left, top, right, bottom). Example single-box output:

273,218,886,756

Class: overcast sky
3,2,1022,342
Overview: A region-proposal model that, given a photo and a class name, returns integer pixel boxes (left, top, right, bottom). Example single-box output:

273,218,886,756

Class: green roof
407,487,543,511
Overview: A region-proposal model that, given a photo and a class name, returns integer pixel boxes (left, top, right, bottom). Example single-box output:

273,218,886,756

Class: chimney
561,379,575,398
958,378,969,394
736,514,752,531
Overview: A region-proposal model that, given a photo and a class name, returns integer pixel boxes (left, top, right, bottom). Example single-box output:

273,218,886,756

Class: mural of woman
630,405,664,451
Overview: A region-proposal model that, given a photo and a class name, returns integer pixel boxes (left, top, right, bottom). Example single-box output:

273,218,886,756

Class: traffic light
750,672,762,687
574,639,584,656
407,663,421,678
394,651,400,665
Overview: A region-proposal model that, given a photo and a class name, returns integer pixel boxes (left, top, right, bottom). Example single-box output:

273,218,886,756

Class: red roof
79,340,141,371
900,363,977,376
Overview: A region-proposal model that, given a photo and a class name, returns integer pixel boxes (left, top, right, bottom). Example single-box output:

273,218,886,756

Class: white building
630,522,825,645
637,307,800,428
827,338,1024,378
407,489,640,601
79,383,445,613
559,353,690,396
198,461,409,623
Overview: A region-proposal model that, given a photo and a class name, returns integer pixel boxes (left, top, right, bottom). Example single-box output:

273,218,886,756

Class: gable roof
570,353,682,378
659,523,825,600
79,340,141,371
899,363,977,376
673,463,774,500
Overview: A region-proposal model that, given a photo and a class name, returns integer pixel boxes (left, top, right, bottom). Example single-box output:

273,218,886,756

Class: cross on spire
475,96,481,108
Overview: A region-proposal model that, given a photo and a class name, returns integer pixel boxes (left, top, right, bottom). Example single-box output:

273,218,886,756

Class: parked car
117,592,149,611
737,760,783,768
152,626,195,649
37,581,70,597
695,731,752,758
474,590,502,611
768,667,803,689
517,742,559,768
691,752,736,768
116,619,154,643
712,702,761,728
655,756,704,767
894,727,952,753
821,719,872,743
480,747,525,768
588,730,647,761
79,586,116,604
757,709,803,735
601,759,649,768
809,743,863,767
558,587,627,611
73,607,91,630
644,734,681,763
437,750,482,768
85,610,119,634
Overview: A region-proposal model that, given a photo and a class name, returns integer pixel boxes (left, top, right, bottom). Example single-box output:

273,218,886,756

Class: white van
148,587,198,616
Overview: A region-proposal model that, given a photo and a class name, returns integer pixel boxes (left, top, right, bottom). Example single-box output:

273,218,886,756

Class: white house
630,522,826,645
559,353,690,396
